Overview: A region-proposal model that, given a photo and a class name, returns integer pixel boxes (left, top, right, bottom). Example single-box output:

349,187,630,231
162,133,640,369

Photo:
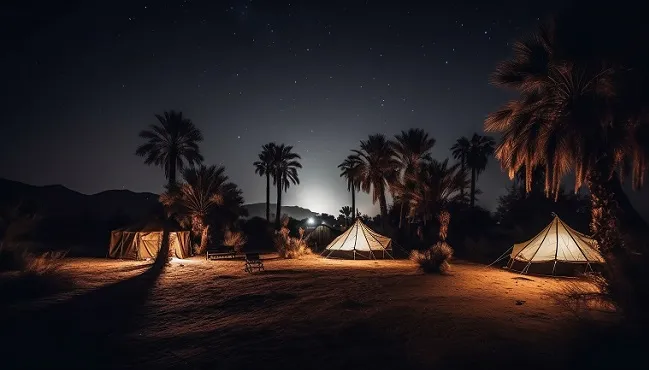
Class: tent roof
305,224,341,238
114,218,185,232
324,219,391,256
511,215,604,264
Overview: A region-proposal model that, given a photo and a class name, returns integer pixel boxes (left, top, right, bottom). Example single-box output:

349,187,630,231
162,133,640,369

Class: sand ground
0,255,629,370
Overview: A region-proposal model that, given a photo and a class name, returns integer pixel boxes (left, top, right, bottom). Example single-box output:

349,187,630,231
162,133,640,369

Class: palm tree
485,17,649,320
135,110,204,189
406,159,467,228
160,165,244,254
271,144,302,229
253,143,276,222
391,128,436,228
339,206,353,226
450,136,470,201
465,133,495,207
353,134,399,230
338,155,361,219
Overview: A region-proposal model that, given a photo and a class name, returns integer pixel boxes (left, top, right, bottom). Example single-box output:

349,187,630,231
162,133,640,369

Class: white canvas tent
322,219,392,259
491,214,604,275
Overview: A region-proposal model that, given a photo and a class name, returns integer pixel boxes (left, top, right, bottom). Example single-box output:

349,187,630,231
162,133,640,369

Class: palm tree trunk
275,179,282,229
378,184,388,231
460,155,466,201
154,221,170,270
168,153,177,189
199,224,210,254
399,202,404,229
351,186,356,222
265,173,270,222
588,168,647,328
470,167,476,207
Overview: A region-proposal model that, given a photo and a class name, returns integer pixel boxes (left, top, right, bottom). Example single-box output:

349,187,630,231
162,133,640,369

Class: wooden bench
206,246,237,260
244,253,264,273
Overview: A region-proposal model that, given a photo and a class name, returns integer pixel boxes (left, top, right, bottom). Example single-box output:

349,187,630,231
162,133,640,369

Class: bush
1,242,68,274
410,242,454,274
274,227,312,259
223,228,247,253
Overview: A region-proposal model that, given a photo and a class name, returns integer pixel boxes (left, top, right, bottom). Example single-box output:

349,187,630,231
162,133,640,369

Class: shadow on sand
0,232,172,369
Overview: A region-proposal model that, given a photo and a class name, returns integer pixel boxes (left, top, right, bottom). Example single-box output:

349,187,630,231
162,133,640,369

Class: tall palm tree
485,16,649,320
465,133,495,207
391,129,436,228
160,165,243,254
338,155,361,219
135,110,204,189
353,134,399,230
253,143,276,222
339,206,353,226
450,136,471,201
271,144,302,229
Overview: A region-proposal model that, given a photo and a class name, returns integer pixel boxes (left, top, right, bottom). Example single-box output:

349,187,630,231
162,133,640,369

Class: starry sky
4,0,647,218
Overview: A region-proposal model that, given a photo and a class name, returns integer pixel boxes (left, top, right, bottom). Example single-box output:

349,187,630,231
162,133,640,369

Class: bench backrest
245,253,260,261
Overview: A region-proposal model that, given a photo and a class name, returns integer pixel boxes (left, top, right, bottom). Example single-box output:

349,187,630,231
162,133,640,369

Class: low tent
305,224,342,252
492,214,605,275
323,219,392,259
108,219,191,260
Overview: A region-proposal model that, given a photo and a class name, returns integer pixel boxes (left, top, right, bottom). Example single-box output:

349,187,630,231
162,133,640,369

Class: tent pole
552,217,559,276
510,222,552,272
522,222,553,274
557,218,598,274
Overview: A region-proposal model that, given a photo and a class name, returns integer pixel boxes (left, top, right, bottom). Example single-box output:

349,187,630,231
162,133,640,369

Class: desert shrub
552,272,617,320
22,250,68,276
0,245,71,304
274,227,312,259
410,242,454,274
223,228,247,253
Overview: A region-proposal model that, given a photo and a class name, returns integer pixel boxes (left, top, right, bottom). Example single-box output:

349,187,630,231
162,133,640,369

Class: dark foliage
241,217,275,251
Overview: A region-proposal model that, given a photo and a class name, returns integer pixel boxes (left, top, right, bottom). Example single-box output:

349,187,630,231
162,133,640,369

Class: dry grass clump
223,228,247,253
0,244,71,304
552,272,617,320
274,227,312,259
410,242,454,274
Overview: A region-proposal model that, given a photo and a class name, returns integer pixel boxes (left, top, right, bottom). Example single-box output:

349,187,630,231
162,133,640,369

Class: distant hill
0,178,161,222
243,203,317,220
0,178,319,223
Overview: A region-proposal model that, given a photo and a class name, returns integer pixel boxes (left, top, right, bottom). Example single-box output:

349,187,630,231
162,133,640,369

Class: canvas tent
108,219,191,260
323,219,392,259
492,214,604,275
305,224,342,252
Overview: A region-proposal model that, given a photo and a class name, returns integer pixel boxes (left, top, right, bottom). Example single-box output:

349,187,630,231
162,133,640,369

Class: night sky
6,0,646,218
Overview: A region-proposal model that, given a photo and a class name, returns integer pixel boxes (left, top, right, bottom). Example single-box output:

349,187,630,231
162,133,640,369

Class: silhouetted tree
271,144,302,229
339,206,353,226
465,134,495,207
338,155,361,219
135,110,203,189
253,143,276,222
160,165,244,253
450,136,471,201
353,134,399,230
391,128,436,228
